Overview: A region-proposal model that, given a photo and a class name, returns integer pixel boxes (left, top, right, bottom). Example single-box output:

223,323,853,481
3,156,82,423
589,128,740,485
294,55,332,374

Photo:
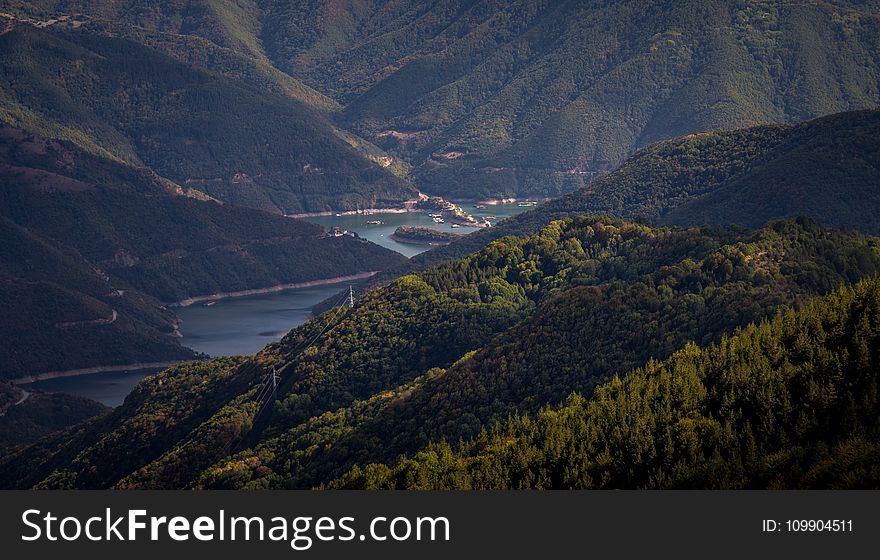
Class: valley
0,0,879,491
11,204,530,408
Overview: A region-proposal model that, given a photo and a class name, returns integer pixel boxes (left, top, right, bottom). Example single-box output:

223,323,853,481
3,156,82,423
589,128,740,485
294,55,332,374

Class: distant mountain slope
399,109,880,276
0,3,339,111
331,276,880,489
661,114,880,229
5,216,878,489
255,0,880,199
2,0,271,63
314,109,880,316
0,214,197,378
8,1,879,201
0,20,415,213
0,124,407,377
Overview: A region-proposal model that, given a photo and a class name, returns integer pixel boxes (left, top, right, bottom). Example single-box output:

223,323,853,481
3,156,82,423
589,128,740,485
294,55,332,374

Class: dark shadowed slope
0,381,108,452
0,124,407,377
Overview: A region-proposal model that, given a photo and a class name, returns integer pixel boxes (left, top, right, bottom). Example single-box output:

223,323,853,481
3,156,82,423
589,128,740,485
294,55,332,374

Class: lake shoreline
447,196,551,205
12,272,381,385
168,271,379,307
285,196,538,220
11,360,189,385
286,207,417,219
388,234,453,246
285,195,426,219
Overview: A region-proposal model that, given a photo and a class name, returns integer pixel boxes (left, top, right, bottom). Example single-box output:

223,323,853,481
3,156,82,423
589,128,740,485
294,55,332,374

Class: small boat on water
366,220,383,225
517,201,538,207
451,224,460,228
204,301,217,307
433,217,445,223
474,204,486,209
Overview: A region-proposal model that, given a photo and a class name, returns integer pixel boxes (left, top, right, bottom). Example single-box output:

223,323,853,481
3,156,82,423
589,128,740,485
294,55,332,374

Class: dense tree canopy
332,277,880,489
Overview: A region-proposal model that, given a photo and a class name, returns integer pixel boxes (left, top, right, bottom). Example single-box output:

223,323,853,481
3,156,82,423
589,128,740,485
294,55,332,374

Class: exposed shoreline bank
388,234,453,246
449,197,550,205
284,196,544,219
169,271,380,307
285,195,425,219
286,207,417,219
11,361,189,385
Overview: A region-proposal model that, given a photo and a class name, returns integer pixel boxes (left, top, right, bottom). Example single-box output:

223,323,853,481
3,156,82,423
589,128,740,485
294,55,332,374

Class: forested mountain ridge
0,0,274,65
4,216,879,489
0,17,415,214
191,217,880,489
316,108,880,316
331,276,880,489
0,123,407,377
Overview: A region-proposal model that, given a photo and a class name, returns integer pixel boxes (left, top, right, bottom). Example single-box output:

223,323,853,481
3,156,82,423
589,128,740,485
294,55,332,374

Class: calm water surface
305,201,530,257
174,283,347,357
25,368,164,407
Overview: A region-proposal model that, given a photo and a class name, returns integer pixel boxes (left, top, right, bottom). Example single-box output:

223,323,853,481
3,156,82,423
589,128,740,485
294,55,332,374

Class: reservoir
23,368,164,407
25,282,349,406
26,203,532,406
173,282,348,357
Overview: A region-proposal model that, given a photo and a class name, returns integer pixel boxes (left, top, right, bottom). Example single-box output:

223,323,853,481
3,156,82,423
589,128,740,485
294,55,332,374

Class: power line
252,288,355,420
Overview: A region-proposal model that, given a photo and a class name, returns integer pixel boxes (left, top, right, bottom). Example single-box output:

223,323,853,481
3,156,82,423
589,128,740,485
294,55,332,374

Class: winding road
14,389,29,406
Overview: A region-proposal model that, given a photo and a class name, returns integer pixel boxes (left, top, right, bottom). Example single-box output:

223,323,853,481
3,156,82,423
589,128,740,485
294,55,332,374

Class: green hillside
192,218,880,490
256,0,880,199
321,109,880,317
2,0,272,63
0,124,407,377
0,19,415,213
4,216,878,489
331,276,880,489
